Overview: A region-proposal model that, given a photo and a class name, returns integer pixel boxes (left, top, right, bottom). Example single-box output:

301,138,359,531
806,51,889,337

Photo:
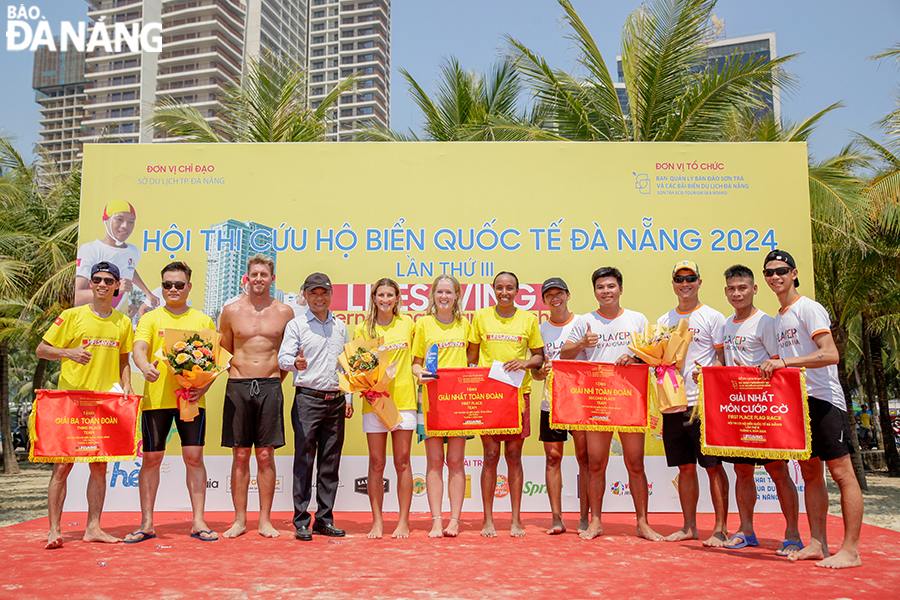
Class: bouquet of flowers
628,320,693,413
155,328,232,421
338,336,400,430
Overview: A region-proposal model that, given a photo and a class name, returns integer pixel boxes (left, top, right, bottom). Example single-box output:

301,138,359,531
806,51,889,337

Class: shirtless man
219,254,295,538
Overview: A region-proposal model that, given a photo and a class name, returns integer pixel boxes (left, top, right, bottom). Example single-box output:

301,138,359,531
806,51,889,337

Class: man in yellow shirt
125,261,218,543
36,261,134,549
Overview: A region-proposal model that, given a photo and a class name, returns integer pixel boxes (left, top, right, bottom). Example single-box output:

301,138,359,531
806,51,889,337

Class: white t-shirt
658,304,725,406
723,309,778,367
569,308,649,364
539,314,583,412
75,239,142,310
775,295,845,411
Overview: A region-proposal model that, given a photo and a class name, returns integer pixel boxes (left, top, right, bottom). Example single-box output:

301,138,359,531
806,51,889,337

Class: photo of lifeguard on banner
74,200,160,318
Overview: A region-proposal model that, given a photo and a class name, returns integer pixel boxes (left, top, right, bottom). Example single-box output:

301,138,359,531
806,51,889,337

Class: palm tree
357,56,542,141
149,51,353,142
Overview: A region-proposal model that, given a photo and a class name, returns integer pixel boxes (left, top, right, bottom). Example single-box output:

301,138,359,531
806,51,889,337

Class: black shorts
222,378,285,449
662,410,721,469
723,457,776,467
539,409,570,443
808,396,853,461
142,408,206,452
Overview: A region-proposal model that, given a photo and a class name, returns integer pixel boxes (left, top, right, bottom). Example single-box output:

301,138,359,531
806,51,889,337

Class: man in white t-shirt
758,250,862,569
657,260,729,546
531,278,590,535
74,200,158,313
719,265,801,556
562,267,663,542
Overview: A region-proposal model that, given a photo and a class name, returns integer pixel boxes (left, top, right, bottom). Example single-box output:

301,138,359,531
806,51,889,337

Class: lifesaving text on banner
28,389,143,463
548,361,649,432
699,366,811,461
424,367,522,436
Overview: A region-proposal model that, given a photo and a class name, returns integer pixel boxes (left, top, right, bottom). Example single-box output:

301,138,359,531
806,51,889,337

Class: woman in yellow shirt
411,274,471,538
467,271,544,538
359,278,416,539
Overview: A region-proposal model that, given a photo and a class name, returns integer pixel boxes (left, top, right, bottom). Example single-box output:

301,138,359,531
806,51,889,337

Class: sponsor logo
412,473,426,497
523,480,547,497
494,474,509,498
634,172,650,194
109,461,140,487
207,480,219,489
75,445,99,451
226,476,283,494
354,476,389,495
610,481,654,497
54,317,64,326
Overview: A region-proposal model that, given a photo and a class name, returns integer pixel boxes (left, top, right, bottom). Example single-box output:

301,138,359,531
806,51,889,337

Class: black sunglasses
162,281,187,290
672,275,699,283
91,277,116,285
763,267,792,277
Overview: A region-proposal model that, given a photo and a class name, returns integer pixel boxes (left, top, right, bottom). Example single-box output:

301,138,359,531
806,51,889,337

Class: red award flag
424,367,522,436
29,389,143,463
548,361,649,431
699,366,811,460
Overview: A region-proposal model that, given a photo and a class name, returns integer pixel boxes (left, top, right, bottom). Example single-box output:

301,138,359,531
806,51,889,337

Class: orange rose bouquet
155,328,232,421
628,320,693,413
338,336,400,430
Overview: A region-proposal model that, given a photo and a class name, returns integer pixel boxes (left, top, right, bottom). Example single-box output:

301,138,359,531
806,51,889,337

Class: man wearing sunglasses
37,262,135,549
657,260,729,547
127,261,219,543
758,250,863,569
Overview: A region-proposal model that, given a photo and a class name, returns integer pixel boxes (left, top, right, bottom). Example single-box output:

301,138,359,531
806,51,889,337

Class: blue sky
1,0,898,159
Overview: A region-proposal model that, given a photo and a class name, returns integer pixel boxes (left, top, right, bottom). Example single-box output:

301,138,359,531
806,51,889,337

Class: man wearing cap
74,200,158,312
758,250,863,569
126,261,219,543
657,260,730,546
562,267,663,541
219,254,295,539
278,273,353,541
531,277,590,536
36,262,135,549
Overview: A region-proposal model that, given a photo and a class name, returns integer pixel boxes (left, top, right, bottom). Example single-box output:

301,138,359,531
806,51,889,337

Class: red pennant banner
699,366,811,460
29,389,143,463
548,361,649,431
424,367,522,436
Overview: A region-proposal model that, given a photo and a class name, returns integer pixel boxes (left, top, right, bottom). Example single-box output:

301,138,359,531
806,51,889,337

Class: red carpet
1,512,895,599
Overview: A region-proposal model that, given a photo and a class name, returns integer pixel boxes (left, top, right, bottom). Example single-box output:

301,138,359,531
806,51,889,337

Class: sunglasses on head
162,281,187,290
763,267,792,277
672,275,699,283
91,277,116,285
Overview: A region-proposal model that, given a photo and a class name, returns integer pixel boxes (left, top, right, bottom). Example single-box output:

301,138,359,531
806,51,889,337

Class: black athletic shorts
662,410,721,469
142,408,206,452
539,409,569,443
222,377,285,449
809,396,853,461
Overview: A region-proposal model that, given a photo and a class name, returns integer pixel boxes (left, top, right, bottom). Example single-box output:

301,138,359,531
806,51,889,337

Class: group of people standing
37,249,862,569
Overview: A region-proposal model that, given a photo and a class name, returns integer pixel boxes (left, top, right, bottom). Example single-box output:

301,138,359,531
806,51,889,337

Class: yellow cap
102,200,135,220
672,260,700,278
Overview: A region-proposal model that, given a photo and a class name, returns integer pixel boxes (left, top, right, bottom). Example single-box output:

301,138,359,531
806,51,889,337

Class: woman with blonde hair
411,274,471,538
358,278,416,538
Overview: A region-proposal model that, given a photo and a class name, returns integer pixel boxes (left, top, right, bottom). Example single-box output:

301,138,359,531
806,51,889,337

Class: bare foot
577,516,590,533
83,529,122,544
664,526,698,542
816,548,861,569
546,515,566,535
45,535,63,549
510,521,526,538
702,531,728,548
789,539,827,562
443,518,460,538
367,524,383,539
636,523,664,541
223,523,247,539
480,521,497,538
579,520,603,540
258,523,280,538
391,524,410,539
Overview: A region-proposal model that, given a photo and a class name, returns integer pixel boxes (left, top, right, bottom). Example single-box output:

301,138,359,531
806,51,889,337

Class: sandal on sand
776,539,804,556
724,533,759,549
124,531,156,544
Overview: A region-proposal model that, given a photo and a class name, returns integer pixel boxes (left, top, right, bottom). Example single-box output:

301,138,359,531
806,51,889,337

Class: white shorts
362,410,418,434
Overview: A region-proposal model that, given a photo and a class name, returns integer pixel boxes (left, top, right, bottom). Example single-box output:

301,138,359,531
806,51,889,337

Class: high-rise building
308,0,390,141
244,0,308,62
204,219,278,318
32,43,89,173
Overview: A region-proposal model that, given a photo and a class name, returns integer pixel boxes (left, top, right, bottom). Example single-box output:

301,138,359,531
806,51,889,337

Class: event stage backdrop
65,142,813,514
